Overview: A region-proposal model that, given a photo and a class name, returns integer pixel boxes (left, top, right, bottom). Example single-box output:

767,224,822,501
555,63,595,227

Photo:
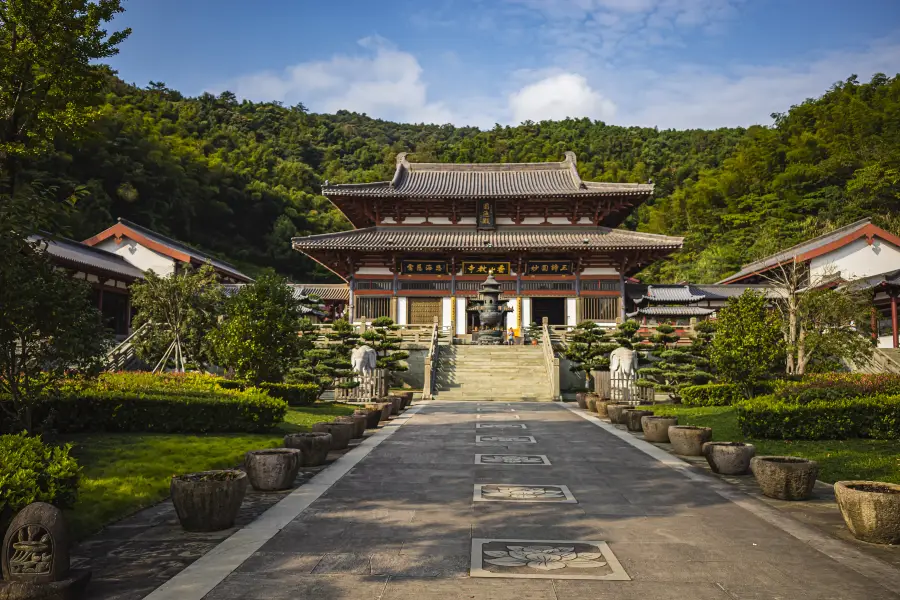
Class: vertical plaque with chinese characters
477,200,495,230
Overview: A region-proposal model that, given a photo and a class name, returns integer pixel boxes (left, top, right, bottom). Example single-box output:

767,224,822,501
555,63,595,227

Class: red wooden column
892,291,899,349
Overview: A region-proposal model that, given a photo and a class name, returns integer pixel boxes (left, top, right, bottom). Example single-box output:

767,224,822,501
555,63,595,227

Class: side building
292,152,683,338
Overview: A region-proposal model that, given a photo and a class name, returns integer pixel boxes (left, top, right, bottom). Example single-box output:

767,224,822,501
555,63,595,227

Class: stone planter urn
391,391,413,410
388,396,401,415
751,456,819,501
353,410,371,434
337,414,366,439
283,432,332,466
668,426,713,456
586,395,599,413
834,481,900,544
363,405,382,429
170,469,247,532
702,442,755,475
312,421,353,450
575,392,588,409
641,416,677,442
244,449,302,491
594,399,611,418
624,409,654,432
377,401,392,422
606,403,632,424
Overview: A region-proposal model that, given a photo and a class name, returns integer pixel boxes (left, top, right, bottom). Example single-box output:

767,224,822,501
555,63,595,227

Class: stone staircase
432,344,553,401
849,347,900,374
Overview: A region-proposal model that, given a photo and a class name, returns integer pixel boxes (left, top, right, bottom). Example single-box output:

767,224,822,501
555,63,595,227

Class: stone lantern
466,272,514,344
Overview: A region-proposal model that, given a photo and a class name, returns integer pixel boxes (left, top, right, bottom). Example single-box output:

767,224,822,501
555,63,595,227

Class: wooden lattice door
408,298,442,324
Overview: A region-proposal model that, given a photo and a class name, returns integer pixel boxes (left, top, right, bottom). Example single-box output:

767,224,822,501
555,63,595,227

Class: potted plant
641,415,677,442
244,449,302,491
170,469,248,532
750,456,819,501
575,390,588,409
312,421,353,450
702,442,755,475
283,432,332,466
667,425,712,456
834,481,900,544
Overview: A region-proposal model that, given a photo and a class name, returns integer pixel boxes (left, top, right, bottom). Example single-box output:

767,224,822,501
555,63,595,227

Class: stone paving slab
146,400,900,600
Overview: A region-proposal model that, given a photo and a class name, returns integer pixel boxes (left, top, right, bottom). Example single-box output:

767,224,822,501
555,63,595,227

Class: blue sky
107,0,900,129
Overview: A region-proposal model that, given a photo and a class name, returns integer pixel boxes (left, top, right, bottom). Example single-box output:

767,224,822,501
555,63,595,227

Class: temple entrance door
407,297,442,325
531,297,566,326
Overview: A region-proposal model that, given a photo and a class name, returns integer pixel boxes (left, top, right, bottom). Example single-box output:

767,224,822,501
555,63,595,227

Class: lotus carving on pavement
483,545,607,570
483,486,564,500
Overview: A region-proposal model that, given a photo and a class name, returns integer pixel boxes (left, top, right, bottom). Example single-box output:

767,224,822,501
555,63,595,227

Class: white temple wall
95,238,175,277
810,238,900,282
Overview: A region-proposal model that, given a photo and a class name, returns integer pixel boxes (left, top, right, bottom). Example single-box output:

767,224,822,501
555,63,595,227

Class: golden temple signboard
476,200,495,230
525,260,573,275
401,260,448,274
462,261,510,275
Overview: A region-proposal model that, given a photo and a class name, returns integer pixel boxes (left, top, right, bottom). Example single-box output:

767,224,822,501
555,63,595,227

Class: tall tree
0,0,130,199
0,235,109,432
562,321,619,388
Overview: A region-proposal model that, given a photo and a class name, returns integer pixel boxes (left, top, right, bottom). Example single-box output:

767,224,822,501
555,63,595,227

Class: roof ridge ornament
390,152,410,187
564,151,586,189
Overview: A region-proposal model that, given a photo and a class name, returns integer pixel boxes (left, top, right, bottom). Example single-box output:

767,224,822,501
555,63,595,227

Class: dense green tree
0,233,109,432
637,324,713,402
710,291,784,395
0,0,129,198
287,317,359,394
211,274,313,383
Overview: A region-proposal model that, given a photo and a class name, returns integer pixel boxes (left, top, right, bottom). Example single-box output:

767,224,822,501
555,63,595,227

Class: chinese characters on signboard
401,260,449,274
476,200,495,229
462,262,510,275
525,261,573,274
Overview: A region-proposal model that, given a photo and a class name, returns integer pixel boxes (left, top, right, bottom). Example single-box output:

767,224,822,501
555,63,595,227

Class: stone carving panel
474,484,577,503
474,454,551,465
476,435,536,444
470,539,629,580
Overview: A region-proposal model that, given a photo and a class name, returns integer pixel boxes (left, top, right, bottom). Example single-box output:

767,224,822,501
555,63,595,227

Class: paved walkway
191,402,897,600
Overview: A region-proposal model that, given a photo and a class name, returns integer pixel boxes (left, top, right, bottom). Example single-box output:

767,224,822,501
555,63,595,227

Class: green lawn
64,403,356,540
647,405,900,485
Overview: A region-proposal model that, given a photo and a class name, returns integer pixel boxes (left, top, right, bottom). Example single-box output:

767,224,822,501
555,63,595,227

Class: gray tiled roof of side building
30,234,145,280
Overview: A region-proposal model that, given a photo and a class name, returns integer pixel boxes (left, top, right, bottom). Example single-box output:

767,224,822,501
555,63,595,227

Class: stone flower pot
575,392,588,409
586,395,599,413
283,432,332,466
624,409,654,432
353,410,371,434
751,456,819,501
244,449,302,491
363,405,382,429
606,403,632,424
391,391,413,410
388,396,402,415
377,401,392,422
702,442,755,475
170,470,247,532
641,416,677,442
594,399,612,418
668,426,712,456
834,481,900,544
338,414,366,438
312,421,353,450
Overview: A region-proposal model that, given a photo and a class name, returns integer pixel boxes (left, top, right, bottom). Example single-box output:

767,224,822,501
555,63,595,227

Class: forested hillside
29,73,900,283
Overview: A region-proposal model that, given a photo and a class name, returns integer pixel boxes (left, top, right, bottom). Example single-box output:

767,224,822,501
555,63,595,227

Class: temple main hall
292,152,683,336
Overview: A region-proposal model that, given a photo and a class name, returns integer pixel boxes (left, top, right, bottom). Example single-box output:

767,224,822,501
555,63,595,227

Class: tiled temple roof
322,152,654,199
633,285,725,304
626,306,715,318
289,283,350,301
291,226,683,252
30,234,145,280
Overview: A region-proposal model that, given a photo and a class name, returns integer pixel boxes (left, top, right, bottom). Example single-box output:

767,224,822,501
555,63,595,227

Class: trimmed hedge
258,382,319,406
0,433,81,533
772,373,900,403
736,394,900,440
4,373,288,434
681,383,743,406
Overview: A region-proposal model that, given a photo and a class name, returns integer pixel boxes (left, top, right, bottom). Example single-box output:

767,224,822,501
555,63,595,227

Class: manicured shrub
681,383,743,406
772,373,900,403
258,382,320,406
0,433,81,532
736,394,900,440
4,373,288,434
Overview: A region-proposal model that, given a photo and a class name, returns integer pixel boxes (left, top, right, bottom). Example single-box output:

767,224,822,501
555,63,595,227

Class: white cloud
509,73,616,123
214,33,900,131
